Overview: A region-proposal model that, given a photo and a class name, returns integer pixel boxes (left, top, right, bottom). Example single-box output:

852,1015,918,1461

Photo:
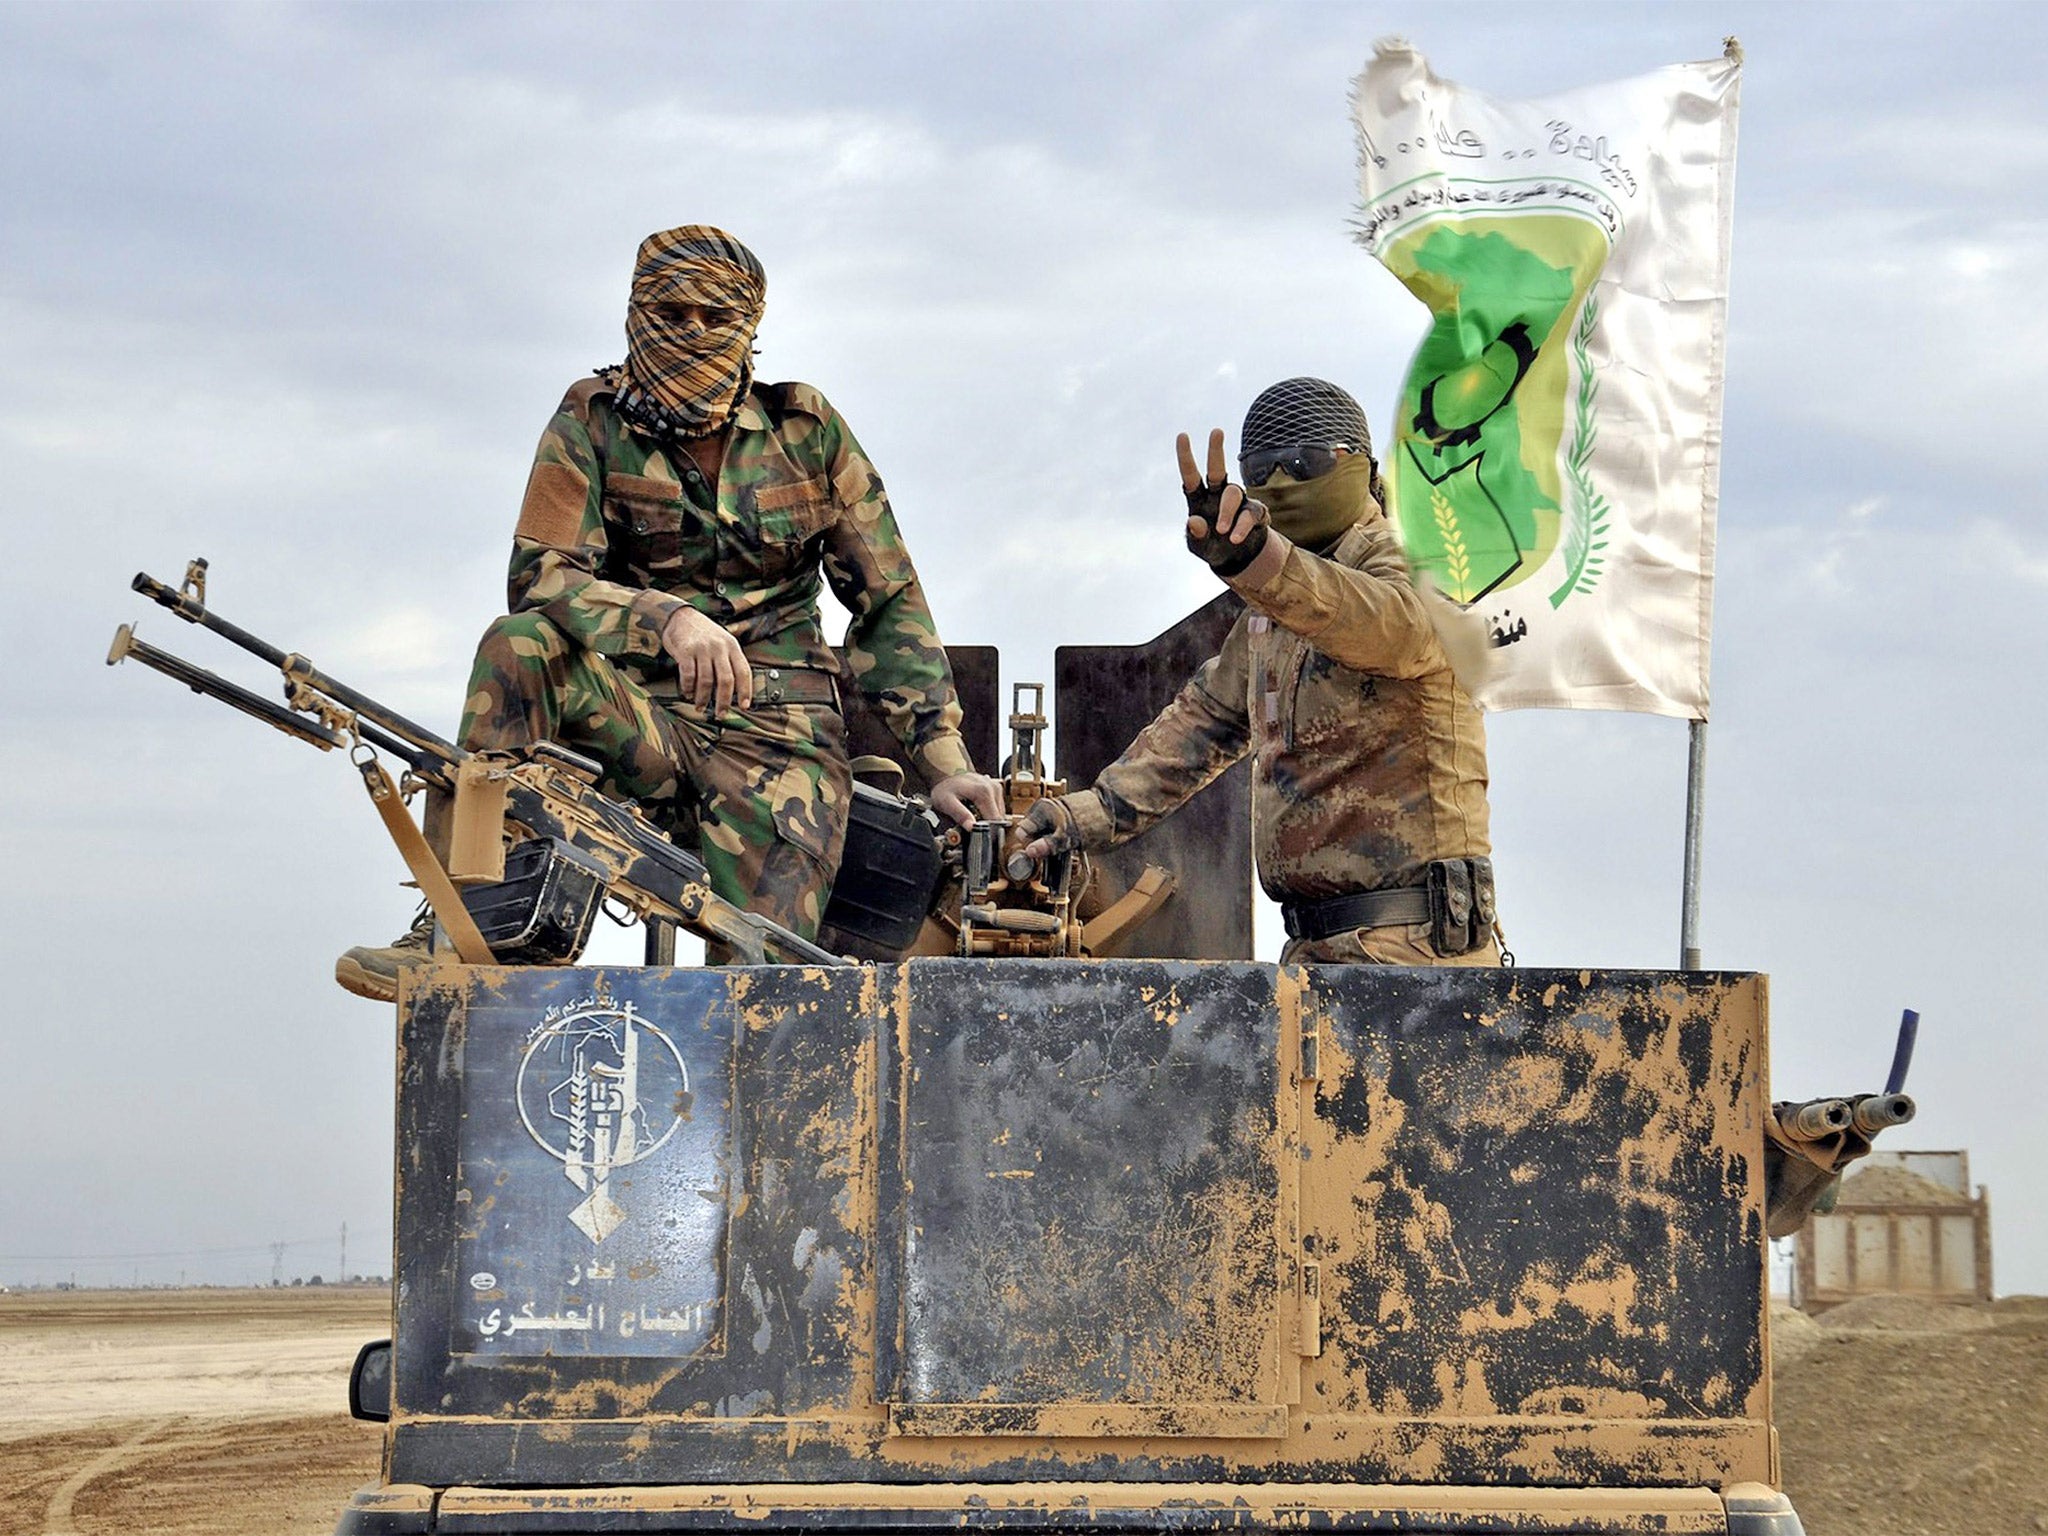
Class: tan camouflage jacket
507,375,974,783
1064,513,1491,902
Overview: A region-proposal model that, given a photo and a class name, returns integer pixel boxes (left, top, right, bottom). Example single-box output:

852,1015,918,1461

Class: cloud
1842,114,2048,200
331,604,465,679
1962,518,2048,588
1733,208,2048,477
1795,495,1886,591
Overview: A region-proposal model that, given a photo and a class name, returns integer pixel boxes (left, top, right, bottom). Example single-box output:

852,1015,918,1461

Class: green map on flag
1383,217,1607,607
1352,39,1740,718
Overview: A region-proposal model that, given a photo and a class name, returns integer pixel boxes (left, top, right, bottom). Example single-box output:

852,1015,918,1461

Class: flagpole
1680,718,1707,969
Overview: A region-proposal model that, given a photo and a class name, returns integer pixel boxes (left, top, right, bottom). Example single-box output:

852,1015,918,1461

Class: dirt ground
2,1287,2044,1535
1772,1293,2048,1536
0,1287,386,1536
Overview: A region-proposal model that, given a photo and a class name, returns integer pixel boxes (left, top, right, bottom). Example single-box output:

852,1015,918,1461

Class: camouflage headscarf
614,225,766,439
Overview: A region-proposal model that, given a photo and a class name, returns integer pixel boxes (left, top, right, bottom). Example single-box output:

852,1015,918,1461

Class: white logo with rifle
517,995,690,1245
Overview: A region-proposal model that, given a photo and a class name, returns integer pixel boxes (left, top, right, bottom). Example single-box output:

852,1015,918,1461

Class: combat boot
335,907,438,1003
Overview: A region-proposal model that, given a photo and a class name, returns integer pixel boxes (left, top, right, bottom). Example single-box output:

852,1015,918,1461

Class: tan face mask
618,225,766,438
1252,453,1377,550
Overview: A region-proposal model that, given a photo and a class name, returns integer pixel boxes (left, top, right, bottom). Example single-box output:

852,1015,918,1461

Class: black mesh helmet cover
1238,377,1386,508
1239,377,1374,458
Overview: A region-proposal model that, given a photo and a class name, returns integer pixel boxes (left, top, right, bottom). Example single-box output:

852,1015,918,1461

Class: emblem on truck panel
516,996,691,1245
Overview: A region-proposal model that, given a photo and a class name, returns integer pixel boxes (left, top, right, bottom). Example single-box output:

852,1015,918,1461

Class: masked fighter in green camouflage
337,225,1001,1000
1015,378,1502,967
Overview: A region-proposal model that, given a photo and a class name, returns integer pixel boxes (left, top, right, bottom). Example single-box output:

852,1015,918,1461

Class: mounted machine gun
1764,1007,1921,1237
110,559,845,971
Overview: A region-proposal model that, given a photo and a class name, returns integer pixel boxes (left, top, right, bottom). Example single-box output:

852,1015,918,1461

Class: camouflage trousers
1280,923,1502,967
459,613,851,947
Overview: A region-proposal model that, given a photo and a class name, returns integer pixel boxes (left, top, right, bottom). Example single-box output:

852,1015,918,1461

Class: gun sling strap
357,756,497,966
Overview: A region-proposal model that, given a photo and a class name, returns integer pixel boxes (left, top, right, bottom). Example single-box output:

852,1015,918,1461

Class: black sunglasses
1239,443,1351,487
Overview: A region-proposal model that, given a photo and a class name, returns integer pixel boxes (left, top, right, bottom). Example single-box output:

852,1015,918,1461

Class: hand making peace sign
1010,431,1274,871
1178,429,1269,577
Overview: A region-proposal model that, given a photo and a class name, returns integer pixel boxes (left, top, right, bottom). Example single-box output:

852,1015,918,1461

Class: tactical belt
750,666,840,706
1281,885,1431,941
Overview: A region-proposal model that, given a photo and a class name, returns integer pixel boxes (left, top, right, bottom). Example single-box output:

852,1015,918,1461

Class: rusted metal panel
1895,1215,1936,1290
392,963,882,1487
1803,1207,1989,1304
1297,968,1769,1441
887,1403,1291,1440
1850,1216,1889,1283
1938,1215,1978,1294
384,961,1775,1499
444,973,735,1360
891,961,1282,1414
1054,597,1254,960
1794,1146,1993,1306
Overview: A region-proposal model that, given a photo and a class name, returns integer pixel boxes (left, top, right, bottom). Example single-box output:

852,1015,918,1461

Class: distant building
1792,1149,1992,1311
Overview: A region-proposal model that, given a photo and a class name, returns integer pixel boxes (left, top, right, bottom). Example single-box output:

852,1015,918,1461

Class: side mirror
348,1338,392,1423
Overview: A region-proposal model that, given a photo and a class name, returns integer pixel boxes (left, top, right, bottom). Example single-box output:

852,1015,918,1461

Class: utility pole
340,1222,347,1282
271,1243,287,1288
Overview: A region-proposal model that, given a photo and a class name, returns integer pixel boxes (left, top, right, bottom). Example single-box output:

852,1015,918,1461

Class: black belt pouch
1426,857,1496,957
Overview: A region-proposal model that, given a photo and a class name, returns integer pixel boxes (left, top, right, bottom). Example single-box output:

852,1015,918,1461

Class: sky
2,1,2044,1296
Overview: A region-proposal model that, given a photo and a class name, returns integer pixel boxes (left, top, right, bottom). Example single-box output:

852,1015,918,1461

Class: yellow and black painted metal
339,960,1798,1536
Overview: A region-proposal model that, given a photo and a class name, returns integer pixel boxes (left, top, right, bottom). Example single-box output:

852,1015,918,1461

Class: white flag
1352,40,1742,718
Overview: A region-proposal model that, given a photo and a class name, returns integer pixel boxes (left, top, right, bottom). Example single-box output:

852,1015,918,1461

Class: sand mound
1769,1301,1825,1366
1836,1163,1969,1206
1989,1295,2048,1318
1776,1292,2048,1536
1817,1293,1997,1333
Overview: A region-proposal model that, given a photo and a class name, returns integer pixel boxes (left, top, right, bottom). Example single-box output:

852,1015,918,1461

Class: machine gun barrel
133,569,300,669
1777,1098,1853,1140
120,564,848,970
1850,1091,1915,1136
134,568,461,765
279,654,461,766
108,623,350,751
1763,1010,1928,1239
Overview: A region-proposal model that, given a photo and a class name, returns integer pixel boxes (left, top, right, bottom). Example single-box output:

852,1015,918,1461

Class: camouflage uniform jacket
508,375,974,783
1064,513,1491,902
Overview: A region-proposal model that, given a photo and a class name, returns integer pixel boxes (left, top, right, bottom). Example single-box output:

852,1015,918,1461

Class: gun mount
949,684,1176,959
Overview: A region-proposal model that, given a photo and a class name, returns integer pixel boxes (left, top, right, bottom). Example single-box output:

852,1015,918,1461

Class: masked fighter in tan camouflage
1016,378,1501,966
338,225,1001,999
